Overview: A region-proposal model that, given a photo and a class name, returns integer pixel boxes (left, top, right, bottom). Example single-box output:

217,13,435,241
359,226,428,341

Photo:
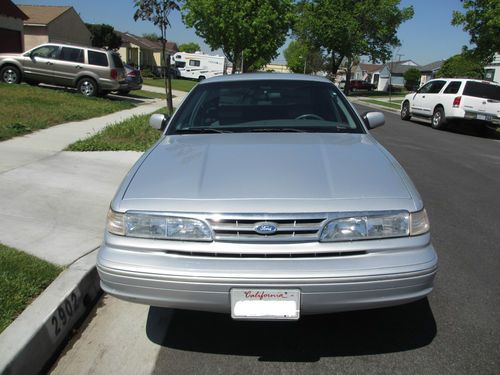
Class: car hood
0,53,22,59
118,133,419,213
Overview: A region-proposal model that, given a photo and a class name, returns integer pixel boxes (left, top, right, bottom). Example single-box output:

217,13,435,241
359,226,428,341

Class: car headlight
320,210,429,242
106,209,212,241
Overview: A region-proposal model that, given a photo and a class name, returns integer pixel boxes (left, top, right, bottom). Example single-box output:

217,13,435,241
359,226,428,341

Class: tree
142,32,160,41
452,0,500,64
403,67,421,91
85,23,122,50
284,39,324,74
178,42,201,53
294,0,414,90
134,0,180,116
436,54,484,79
183,0,293,73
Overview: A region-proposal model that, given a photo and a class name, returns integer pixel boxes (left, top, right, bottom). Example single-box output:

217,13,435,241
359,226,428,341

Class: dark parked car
350,80,374,91
118,64,143,95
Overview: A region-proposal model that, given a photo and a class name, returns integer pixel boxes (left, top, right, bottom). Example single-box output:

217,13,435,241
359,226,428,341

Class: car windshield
168,80,364,134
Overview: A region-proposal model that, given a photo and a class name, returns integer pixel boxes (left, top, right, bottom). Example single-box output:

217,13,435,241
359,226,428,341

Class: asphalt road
51,105,500,375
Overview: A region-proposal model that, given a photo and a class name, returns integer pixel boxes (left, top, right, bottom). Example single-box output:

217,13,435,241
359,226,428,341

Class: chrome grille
206,214,327,242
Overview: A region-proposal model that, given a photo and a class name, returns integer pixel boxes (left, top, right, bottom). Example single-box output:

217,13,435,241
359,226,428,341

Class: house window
189,59,201,67
59,47,84,63
88,51,109,67
484,69,495,82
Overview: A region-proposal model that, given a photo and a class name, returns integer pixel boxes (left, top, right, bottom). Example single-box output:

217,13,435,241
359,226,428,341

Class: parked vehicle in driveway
350,80,374,91
401,78,500,130
0,43,127,97
117,64,143,95
97,73,437,320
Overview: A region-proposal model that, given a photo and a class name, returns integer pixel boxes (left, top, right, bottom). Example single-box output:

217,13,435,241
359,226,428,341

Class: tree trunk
162,43,173,115
344,57,352,96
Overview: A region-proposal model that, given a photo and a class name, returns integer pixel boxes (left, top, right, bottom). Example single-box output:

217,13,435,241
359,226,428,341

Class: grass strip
0,84,134,141
143,78,197,92
0,243,63,333
66,108,166,151
362,99,402,110
123,90,166,100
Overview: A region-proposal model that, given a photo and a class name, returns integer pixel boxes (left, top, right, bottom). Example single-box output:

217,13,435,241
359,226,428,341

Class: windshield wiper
175,128,232,134
248,128,306,133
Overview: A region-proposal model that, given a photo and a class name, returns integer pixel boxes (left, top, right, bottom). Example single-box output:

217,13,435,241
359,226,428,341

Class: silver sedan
97,73,437,320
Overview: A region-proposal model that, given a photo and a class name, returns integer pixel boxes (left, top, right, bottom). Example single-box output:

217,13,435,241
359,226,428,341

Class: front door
22,44,60,83
411,80,447,116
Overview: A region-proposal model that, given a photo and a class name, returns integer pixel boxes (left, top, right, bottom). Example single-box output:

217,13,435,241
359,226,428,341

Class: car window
443,81,462,94
88,51,109,67
427,80,446,94
463,81,500,101
175,61,186,68
58,47,84,63
189,60,201,67
169,80,364,134
418,82,434,94
31,45,60,59
111,53,124,68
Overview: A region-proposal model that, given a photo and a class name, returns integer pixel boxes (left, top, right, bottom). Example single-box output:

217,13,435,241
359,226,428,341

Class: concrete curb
0,250,101,375
349,97,401,115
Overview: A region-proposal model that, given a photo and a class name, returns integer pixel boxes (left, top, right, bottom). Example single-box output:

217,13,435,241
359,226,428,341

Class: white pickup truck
400,78,500,131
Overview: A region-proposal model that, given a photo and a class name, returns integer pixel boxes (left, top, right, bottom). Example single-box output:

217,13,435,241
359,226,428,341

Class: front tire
77,77,98,97
431,107,446,130
401,101,411,120
1,65,21,84
198,76,206,82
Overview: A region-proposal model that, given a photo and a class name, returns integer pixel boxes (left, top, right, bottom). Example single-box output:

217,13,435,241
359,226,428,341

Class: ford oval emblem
254,222,278,235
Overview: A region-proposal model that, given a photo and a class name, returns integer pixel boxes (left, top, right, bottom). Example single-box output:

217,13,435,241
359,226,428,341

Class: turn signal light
453,96,462,108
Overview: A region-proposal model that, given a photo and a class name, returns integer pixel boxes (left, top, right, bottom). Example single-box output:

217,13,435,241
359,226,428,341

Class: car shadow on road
146,298,436,362
407,117,500,140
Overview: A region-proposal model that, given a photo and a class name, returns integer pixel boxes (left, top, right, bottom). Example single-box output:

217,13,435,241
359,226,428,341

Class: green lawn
0,84,134,141
0,243,63,333
362,99,402,110
66,108,166,151
143,78,197,92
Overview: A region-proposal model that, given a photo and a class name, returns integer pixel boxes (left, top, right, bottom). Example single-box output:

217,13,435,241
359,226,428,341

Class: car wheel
77,77,98,97
118,89,130,95
401,101,411,121
1,66,21,84
431,107,446,130
198,76,206,82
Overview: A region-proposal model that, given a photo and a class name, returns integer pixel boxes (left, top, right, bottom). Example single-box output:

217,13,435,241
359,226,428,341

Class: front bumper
97,233,438,315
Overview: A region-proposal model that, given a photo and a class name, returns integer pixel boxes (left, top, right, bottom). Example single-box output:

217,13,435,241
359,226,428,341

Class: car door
411,80,446,117
51,46,85,86
22,44,60,83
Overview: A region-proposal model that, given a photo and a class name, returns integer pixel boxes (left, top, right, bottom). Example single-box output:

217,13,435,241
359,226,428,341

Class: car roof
198,73,333,85
428,77,500,86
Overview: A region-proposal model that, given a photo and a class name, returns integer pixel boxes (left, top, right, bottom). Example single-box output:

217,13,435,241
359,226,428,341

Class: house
377,60,419,91
18,5,91,51
419,60,444,86
0,0,28,52
484,53,500,83
352,63,384,87
116,31,178,70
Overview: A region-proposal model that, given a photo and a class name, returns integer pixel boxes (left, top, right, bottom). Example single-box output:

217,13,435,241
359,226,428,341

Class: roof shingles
18,4,70,25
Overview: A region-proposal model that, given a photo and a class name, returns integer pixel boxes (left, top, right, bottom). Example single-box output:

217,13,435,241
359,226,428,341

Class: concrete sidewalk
0,91,187,373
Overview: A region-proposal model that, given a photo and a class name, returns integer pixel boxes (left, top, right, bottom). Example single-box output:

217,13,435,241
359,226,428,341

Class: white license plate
230,289,300,320
477,114,486,120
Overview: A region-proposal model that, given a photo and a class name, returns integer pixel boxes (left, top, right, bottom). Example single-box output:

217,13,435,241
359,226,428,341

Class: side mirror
149,113,170,131
362,111,385,129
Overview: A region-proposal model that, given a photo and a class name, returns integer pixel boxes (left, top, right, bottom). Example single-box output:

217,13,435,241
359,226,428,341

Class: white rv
171,52,227,81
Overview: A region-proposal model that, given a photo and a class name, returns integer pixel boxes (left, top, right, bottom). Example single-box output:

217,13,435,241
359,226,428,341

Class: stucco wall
47,8,91,47
24,25,49,50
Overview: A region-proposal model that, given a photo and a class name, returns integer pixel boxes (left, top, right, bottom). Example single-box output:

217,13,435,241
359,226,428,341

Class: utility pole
240,51,244,73
303,54,307,74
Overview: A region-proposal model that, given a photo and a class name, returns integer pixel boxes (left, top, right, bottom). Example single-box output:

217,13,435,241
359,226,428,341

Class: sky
15,0,472,66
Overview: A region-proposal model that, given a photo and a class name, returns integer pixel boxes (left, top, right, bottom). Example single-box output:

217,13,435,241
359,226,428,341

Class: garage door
0,28,23,53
